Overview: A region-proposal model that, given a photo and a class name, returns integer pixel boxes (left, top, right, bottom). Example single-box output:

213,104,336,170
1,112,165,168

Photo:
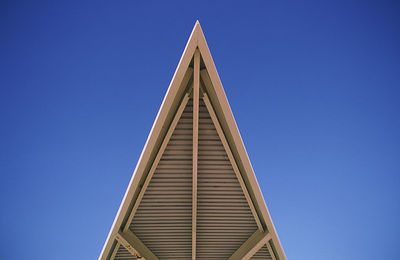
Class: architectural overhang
99,21,286,260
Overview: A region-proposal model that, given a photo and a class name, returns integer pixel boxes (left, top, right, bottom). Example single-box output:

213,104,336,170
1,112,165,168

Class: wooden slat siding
251,245,273,260
202,93,263,230
123,93,190,232
130,99,193,259
114,245,138,260
197,98,258,259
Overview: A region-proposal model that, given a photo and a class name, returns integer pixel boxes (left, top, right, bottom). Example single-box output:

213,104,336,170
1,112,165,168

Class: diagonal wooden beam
266,240,277,260
123,91,191,232
202,91,263,230
116,230,158,260
192,49,200,260
109,242,120,259
228,230,271,260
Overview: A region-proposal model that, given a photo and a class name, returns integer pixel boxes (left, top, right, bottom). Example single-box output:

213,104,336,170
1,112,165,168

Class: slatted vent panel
114,245,138,260
251,245,273,259
130,99,193,259
197,99,258,259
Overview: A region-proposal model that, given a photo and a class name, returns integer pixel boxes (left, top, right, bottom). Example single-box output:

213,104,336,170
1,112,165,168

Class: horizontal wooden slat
125,97,263,259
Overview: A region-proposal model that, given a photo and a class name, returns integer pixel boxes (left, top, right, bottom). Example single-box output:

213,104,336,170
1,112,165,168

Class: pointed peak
193,20,202,34
187,20,205,49
99,22,287,260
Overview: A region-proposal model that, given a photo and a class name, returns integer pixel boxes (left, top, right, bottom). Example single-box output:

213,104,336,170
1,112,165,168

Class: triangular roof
99,21,286,260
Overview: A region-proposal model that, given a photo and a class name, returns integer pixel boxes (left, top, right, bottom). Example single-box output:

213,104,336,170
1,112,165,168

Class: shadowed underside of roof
99,21,286,260
196,99,258,259
130,99,193,259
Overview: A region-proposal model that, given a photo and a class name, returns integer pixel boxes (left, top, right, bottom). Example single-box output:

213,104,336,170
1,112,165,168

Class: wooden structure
99,21,286,260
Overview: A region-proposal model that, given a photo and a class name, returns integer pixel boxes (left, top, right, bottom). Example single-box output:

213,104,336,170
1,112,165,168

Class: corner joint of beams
228,230,271,260
115,230,158,260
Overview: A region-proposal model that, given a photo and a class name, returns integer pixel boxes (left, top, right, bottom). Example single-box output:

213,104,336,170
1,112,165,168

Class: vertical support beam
192,49,200,260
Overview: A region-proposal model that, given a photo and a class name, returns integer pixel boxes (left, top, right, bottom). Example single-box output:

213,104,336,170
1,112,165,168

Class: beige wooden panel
129,99,193,259
197,99,258,259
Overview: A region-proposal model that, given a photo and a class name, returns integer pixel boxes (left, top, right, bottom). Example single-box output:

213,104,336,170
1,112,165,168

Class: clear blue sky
1,1,399,259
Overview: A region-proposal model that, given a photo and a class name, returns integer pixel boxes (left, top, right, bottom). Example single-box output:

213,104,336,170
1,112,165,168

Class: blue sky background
1,1,399,259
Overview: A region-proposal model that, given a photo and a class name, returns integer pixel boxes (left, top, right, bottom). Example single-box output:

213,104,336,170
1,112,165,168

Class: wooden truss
99,21,286,260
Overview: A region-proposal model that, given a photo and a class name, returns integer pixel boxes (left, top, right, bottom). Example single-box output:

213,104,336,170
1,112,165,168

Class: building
99,21,286,260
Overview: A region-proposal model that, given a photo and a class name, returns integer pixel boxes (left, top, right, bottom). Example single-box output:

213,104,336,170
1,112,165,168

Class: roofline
99,22,198,260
